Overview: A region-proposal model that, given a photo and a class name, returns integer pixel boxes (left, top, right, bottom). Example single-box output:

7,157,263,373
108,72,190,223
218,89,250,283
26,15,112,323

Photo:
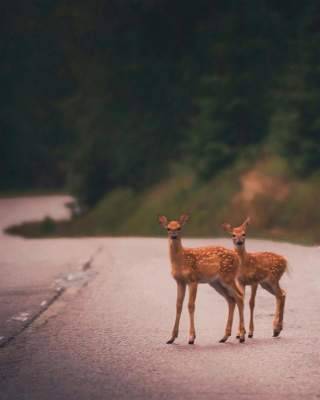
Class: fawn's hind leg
248,284,258,338
210,281,236,343
228,280,246,343
260,281,286,337
187,282,198,344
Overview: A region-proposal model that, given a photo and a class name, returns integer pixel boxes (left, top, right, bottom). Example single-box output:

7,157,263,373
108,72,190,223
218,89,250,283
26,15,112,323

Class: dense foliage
1,1,320,205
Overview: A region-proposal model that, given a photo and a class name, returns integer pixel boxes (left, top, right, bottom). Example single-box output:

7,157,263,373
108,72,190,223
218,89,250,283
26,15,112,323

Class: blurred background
1,1,320,242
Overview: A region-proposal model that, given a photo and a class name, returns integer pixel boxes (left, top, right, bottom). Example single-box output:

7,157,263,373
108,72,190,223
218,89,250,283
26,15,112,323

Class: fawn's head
157,214,189,240
221,217,250,249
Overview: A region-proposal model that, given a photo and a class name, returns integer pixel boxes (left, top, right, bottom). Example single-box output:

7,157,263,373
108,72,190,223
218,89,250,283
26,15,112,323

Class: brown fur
158,214,246,344
222,218,287,338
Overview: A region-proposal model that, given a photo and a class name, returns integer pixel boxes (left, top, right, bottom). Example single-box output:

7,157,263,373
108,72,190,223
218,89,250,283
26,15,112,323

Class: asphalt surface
1,197,320,399
0,196,103,345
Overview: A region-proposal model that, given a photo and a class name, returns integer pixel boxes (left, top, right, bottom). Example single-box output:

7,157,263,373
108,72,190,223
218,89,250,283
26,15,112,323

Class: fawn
158,214,246,344
222,218,287,338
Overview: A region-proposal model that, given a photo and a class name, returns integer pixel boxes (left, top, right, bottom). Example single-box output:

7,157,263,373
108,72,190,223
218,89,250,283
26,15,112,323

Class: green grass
5,157,320,245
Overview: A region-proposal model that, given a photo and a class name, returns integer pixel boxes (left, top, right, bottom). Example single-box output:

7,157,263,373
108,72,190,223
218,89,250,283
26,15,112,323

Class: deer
221,218,287,338
158,213,246,344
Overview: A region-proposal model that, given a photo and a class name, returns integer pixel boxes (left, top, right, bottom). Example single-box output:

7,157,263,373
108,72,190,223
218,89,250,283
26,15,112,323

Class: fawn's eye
242,233,246,237
177,228,181,231
167,228,171,232
232,234,236,237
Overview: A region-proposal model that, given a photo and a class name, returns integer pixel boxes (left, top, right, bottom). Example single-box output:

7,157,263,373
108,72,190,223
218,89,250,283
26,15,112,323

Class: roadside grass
5,157,320,245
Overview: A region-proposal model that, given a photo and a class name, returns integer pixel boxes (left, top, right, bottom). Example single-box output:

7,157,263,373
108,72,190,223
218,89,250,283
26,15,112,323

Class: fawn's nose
236,240,243,245
170,232,178,239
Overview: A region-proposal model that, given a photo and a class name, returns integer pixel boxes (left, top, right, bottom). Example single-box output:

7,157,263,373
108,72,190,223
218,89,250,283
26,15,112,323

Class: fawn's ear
178,213,189,226
241,217,250,229
157,215,168,228
221,223,233,234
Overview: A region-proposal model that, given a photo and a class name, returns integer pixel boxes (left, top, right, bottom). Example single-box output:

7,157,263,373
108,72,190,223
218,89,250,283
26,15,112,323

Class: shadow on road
169,336,293,352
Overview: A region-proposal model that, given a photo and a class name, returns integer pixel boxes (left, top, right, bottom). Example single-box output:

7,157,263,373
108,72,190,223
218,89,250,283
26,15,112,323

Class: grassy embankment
6,156,320,245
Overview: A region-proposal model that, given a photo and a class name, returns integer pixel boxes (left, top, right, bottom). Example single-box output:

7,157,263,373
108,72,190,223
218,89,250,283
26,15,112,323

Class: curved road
0,196,104,344
1,197,320,399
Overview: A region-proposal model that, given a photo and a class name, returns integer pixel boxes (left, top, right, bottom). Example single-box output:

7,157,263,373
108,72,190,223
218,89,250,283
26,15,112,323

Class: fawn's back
174,246,239,284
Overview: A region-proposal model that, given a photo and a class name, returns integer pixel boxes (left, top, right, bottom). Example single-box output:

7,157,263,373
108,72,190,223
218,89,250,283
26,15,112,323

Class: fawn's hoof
188,335,195,345
219,335,229,343
248,334,253,338
239,335,245,343
273,330,281,337
166,338,175,344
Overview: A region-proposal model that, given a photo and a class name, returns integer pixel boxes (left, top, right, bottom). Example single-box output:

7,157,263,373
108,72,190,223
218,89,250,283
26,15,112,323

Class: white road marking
9,312,30,322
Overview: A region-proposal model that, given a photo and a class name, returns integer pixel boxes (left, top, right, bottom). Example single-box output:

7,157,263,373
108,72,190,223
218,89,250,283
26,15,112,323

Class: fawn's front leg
187,282,198,344
167,282,186,344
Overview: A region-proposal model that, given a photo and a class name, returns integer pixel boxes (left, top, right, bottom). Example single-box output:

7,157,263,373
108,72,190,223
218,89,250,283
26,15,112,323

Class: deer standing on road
222,218,287,338
158,214,246,344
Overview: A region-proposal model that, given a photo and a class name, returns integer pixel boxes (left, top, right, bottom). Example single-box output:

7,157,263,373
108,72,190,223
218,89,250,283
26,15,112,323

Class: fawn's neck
234,245,248,266
169,237,184,267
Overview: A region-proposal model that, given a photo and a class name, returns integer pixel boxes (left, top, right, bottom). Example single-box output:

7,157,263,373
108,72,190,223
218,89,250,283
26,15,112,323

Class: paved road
1,214,320,399
0,195,72,234
0,196,104,345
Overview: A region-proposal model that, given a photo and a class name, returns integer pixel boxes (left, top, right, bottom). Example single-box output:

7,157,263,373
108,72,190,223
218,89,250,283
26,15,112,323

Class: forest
2,1,320,240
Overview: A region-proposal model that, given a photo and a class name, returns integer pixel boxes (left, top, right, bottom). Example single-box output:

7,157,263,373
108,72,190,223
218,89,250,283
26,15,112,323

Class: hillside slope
7,156,320,244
